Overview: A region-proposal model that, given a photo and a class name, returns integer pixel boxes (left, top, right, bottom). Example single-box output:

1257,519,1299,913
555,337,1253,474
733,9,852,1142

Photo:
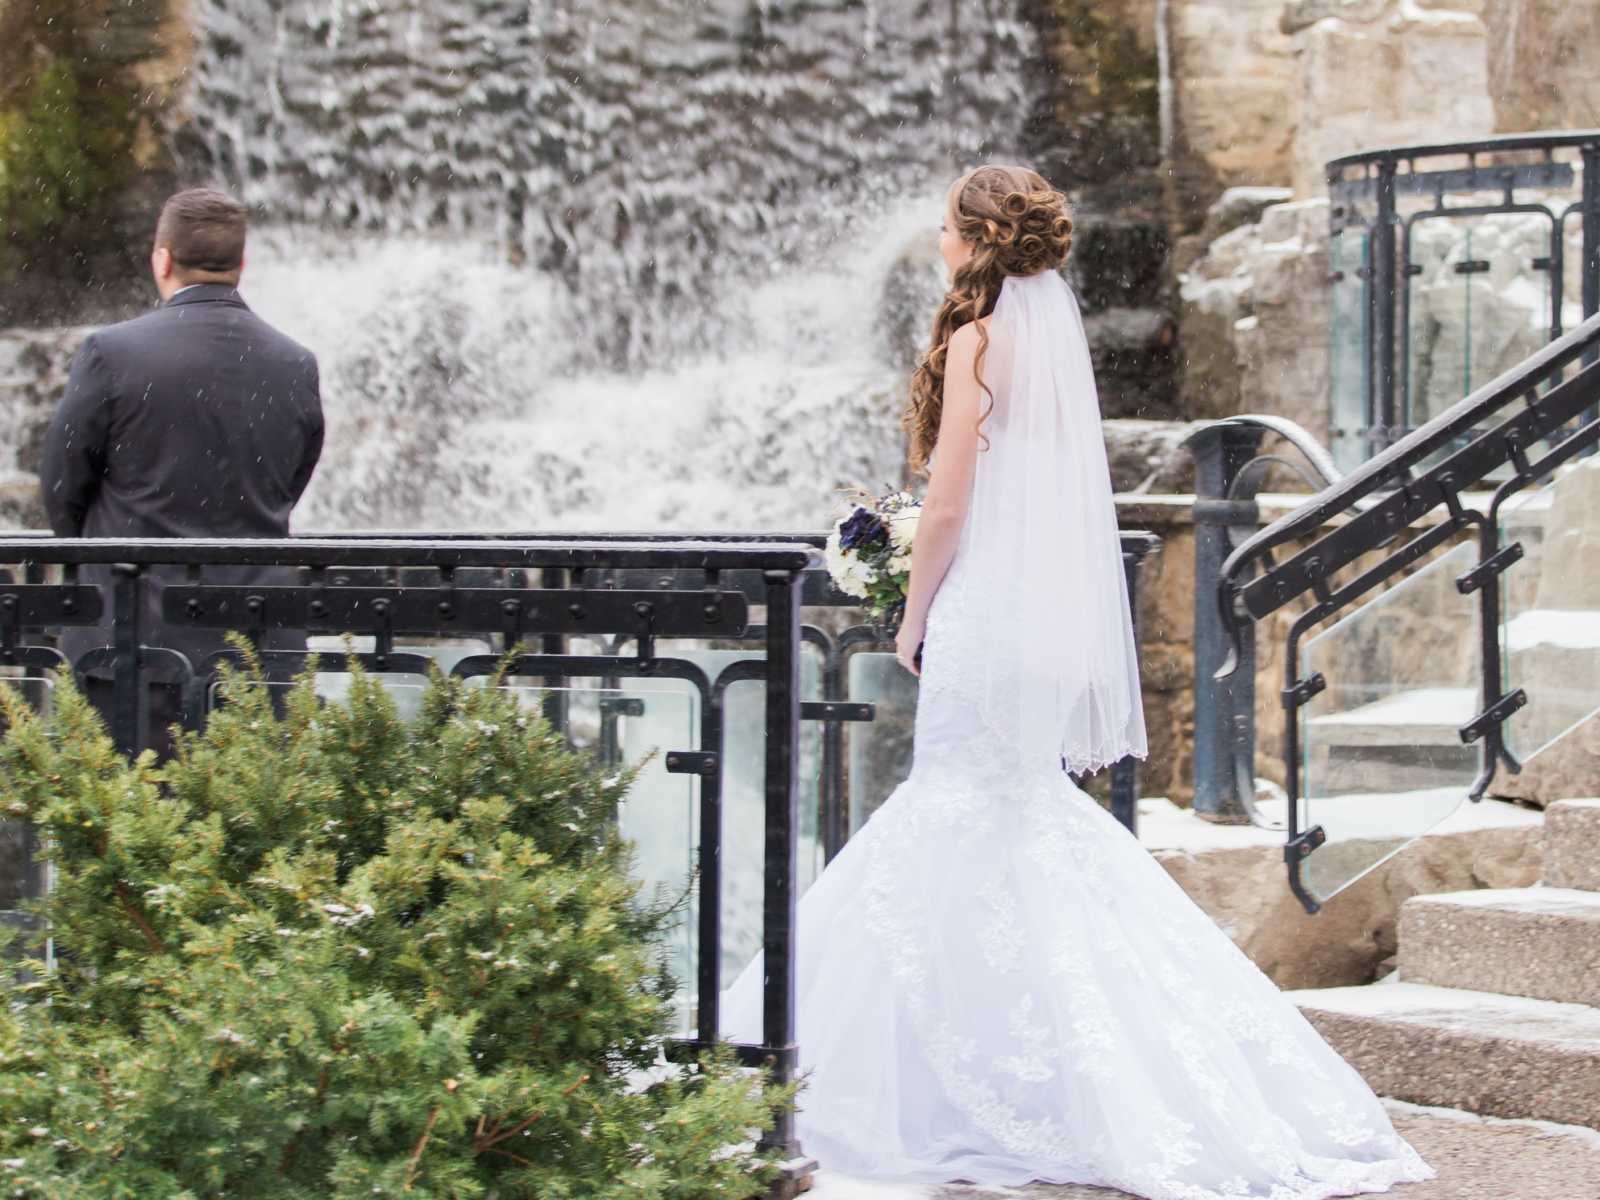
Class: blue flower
838,506,889,552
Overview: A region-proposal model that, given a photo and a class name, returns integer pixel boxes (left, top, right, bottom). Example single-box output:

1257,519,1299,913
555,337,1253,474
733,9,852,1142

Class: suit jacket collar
163,283,248,310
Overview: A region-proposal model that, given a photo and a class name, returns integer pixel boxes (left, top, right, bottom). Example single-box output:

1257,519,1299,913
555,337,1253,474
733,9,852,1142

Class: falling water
181,0,1041,530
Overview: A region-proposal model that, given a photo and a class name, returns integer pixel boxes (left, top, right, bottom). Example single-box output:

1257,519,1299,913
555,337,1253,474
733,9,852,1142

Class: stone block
1152,812,1540,989
1281,0,1391,35
1494,715,1600,810
1398,887,1600,1006
1543,799,1600,891
1295,981,1600,1129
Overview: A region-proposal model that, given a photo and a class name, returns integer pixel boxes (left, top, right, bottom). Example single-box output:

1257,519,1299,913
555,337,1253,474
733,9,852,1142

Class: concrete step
1544,799,1600,891
1398,887,1600,1007
1305,686,1477,748
1293,981,1600,1130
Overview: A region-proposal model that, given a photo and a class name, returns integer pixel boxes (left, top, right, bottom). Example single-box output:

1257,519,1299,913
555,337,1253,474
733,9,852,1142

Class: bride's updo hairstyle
905,164,1073,472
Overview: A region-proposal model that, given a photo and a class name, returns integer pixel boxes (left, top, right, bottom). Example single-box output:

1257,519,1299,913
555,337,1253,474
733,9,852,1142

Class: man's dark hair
154,189,247,275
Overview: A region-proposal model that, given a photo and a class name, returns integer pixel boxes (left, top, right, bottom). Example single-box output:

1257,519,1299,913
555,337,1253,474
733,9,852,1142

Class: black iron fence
0,527,1159,1185
1207,313,1600,912
1327,129,1600,469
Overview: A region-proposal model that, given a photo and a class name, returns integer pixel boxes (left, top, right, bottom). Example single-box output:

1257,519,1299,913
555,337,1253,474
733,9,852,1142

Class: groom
38,188,325,755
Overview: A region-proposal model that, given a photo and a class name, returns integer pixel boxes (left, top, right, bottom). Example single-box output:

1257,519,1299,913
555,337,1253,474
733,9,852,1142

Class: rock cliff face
0,327,82,529
1163,0,1568,216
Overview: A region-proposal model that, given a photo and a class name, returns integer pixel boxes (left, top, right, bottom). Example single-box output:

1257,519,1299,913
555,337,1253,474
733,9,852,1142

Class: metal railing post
1108,534,1160,834
109,564,146,758
1372,156,1400,452
1583,142,1599,372
1189,423,1267,820
758,567,812,1183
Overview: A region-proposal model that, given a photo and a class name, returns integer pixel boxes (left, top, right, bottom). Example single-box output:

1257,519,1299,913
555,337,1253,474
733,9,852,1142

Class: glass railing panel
720,675,824,989
0,674,52,940
473,678,700,1034
1329,229,1372,476
1499,461,1600,761
1406,211,1556,437
1299,541,1481,903
846,651,917,833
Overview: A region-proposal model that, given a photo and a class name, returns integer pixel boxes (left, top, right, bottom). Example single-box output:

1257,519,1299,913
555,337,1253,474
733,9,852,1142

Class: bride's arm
895,323,984,674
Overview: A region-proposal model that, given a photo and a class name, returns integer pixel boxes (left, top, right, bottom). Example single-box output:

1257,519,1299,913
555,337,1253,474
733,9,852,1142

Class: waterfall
180,0,1041,531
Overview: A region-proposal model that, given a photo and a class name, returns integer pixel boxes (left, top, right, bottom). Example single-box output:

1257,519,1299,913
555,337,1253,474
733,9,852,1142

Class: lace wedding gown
721,272,1433,1197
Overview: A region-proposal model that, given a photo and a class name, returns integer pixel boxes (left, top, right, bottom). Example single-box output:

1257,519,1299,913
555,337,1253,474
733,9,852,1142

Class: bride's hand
895,616,925,676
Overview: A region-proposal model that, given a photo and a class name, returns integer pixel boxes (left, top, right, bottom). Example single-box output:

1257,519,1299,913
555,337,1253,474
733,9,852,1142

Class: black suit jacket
40,284,325,676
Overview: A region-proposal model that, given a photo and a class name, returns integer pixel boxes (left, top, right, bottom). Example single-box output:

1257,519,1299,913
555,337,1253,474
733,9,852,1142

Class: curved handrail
1183,414,1343,492
1214,311,1600,676
1326,129,1600,176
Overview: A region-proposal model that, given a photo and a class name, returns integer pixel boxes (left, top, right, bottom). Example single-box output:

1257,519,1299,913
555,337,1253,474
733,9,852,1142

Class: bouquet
824,487,921,627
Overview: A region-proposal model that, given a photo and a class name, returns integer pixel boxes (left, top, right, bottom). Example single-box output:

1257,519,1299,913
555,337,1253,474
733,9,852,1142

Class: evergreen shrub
0,659,790,1198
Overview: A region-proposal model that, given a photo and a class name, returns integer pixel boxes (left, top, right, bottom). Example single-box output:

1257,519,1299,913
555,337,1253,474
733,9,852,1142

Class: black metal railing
1327,129,1600,468
1211,312,1600,912
1186,417,1342,825
0,527,1159,1187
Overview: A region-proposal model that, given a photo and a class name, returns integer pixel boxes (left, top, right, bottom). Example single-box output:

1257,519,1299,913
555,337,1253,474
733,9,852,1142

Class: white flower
888,507,920,550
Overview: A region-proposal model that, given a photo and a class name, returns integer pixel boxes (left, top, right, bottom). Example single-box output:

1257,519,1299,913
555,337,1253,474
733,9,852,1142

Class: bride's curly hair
904,164,1074,472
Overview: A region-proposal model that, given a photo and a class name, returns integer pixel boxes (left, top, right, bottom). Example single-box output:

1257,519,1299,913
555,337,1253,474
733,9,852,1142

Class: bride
721,165,1433,1197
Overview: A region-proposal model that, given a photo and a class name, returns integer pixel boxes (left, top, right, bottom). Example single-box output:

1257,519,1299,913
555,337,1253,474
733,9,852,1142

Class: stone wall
1167,0,1599,226
1282,1,1494,197
0,0,194,325
1165,0,1299,229
0,327,81,528
1484,0,1600,133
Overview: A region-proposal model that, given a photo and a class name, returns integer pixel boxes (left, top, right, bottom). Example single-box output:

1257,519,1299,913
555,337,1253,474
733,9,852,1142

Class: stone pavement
805,1102,1600,1199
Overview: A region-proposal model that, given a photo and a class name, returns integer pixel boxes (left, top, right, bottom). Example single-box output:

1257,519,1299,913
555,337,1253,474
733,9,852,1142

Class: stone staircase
1292,799,1600,1129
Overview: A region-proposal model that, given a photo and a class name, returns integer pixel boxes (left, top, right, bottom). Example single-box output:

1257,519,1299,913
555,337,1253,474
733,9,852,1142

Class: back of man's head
153,189,247,286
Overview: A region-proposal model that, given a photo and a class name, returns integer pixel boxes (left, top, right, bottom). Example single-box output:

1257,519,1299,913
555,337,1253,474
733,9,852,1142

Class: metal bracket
664,751,718,776
1285,825,1328,915
800,701,875,723
599,697,645,718
1460,689,1528,744
1452,259,1491,275
1285,824,1327,862
1281,672,1327,710
1455,541,1525,594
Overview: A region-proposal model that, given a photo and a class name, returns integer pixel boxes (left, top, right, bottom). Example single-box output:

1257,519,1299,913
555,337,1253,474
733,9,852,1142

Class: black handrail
1212,316,1600,913
1326,128,1600,462
1217,311,1600,666
1326,129,1600,173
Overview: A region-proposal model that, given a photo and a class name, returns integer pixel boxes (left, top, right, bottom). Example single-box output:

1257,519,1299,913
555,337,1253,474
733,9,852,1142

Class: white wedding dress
722,272,1433,1197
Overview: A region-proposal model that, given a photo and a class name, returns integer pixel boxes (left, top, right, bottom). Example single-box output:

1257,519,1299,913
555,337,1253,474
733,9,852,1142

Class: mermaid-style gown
720,545,1434,1196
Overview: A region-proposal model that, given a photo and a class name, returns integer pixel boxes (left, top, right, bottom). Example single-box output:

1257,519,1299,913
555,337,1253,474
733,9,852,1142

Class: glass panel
213,674,432,723
1329,229,1371,476
0,674,52,916
1500,462,1600,761
1299,542,1481,903
720,676,824,989
846,651,917,832
1406,213,1554,433
656,645,823,990
479,678,700,1034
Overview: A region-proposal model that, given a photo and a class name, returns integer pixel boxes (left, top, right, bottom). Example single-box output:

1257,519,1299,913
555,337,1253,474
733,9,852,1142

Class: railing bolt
703,601,720,623
437,600,455,619
185,599,202,618
308,599,327,619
